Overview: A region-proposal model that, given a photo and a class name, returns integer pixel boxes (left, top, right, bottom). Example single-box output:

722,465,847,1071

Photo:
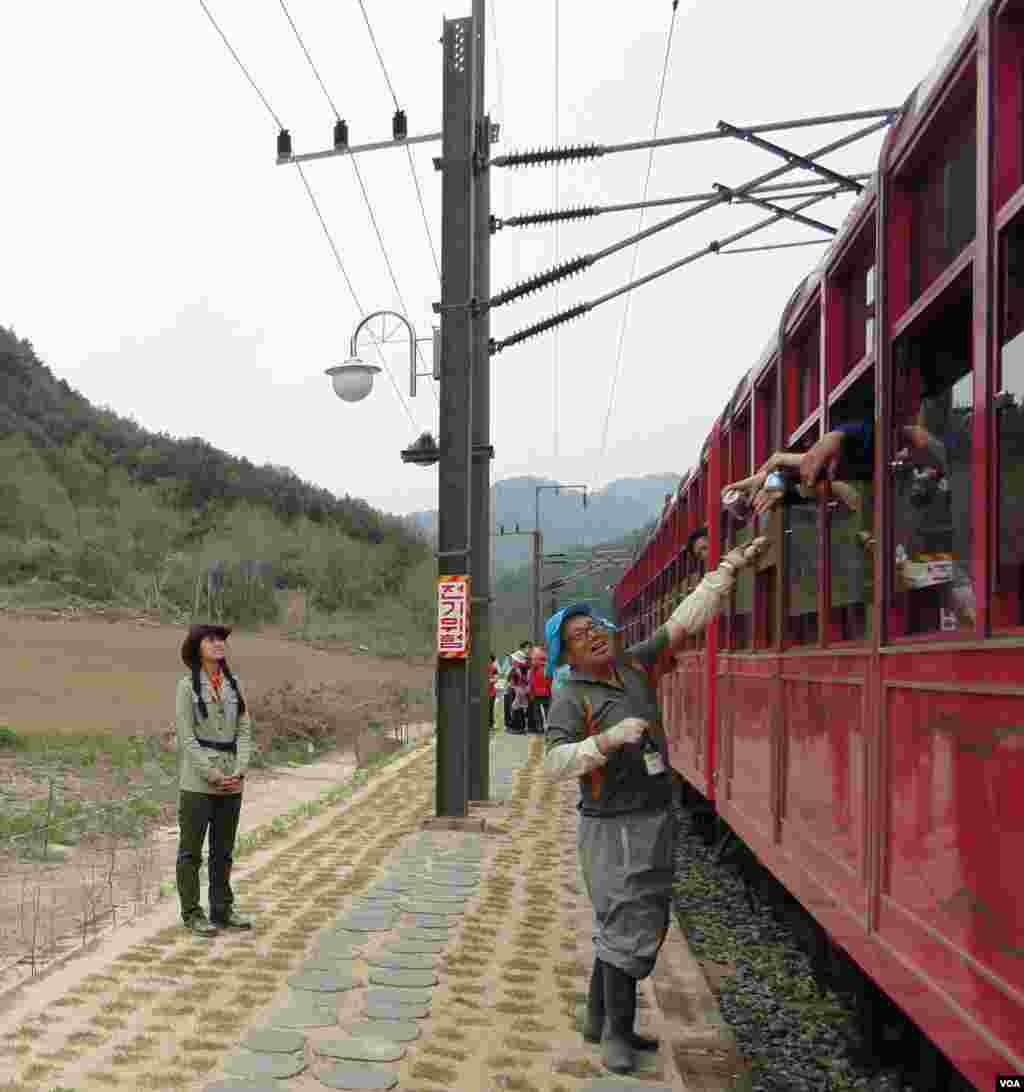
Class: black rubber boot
601,961,635,1074
587,960,659,1051
582,959,604,1043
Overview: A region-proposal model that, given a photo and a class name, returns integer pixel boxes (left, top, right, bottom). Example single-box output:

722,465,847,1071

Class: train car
615,2,1024,1087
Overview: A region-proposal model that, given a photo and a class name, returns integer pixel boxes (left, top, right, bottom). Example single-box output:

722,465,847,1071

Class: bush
0,726,21,750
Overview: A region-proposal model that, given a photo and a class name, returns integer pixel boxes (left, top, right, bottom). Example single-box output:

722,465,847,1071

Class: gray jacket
544,632,672,817
175,672,252,794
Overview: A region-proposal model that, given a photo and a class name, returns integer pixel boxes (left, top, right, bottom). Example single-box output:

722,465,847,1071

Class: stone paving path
0,732,688,1092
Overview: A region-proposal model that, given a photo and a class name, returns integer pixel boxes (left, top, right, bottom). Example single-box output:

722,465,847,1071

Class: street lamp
326,309,435,405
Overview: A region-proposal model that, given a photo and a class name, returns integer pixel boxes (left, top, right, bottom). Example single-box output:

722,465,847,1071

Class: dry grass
410,1060,459,1084
554,1055,603,1078
418,1043,469,1063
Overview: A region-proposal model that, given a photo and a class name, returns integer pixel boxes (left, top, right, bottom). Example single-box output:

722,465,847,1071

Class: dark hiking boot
185,911,219,937
601,961,636,1074
211,909,253,929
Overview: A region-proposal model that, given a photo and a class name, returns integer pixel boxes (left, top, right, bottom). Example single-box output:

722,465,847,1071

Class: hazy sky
0,1,974,517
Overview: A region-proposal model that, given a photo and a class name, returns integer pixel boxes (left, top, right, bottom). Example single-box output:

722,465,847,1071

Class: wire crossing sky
0,0,976,519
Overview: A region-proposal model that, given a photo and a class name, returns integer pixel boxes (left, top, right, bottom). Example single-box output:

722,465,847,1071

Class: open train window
889,276,974,638
994,213,1024,627
828,372,876,643
783,430,821,646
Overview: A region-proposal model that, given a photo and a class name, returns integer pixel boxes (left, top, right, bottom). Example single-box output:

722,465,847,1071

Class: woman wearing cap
175,624,253,936
542,535,767,1074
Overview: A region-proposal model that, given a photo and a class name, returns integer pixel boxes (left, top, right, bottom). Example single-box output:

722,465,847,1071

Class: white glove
544,737,607,781
669,537,768,635
602,717,647,750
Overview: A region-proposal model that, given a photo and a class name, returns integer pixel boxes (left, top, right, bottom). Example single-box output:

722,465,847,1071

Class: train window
889,280,974,638
784,432,821,645
995,9,1024,206
843,258,876,376
909,108,977,301
731,412,753,650
828,372,876,642
995,215,1024,627
787,317,821,433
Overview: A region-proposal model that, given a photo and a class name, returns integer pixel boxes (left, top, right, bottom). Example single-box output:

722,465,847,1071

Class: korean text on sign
437,576,470,659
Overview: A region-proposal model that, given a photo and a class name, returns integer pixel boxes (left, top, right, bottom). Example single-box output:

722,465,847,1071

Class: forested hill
0,326,433,638
0,327,412,545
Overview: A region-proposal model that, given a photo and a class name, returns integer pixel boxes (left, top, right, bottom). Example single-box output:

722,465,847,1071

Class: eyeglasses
565,622,609,645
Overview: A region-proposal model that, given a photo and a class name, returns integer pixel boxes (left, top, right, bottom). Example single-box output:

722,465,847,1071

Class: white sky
0,0,973,517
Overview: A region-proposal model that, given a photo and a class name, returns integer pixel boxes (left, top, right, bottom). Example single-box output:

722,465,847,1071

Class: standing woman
175,624,253,936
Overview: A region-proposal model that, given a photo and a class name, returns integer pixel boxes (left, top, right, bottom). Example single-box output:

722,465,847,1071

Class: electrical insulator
392,109,407,141
277,129,292,159
334,119,349,149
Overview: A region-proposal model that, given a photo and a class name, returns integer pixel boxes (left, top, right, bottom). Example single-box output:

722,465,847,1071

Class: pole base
421,816,488,832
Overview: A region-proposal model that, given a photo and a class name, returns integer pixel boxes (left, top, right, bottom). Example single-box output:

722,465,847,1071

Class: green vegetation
0,325,432,636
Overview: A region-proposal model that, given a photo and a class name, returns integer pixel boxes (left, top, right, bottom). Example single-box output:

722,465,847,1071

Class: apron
577,807,674,979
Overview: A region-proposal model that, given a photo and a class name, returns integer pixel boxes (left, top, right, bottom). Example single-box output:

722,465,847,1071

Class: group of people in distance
494,639,554,734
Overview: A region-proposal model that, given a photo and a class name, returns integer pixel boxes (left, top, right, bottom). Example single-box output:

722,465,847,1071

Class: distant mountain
408,473,680,570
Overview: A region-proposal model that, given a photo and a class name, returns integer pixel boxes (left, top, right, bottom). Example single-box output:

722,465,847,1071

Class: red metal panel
777,655,871,920
718,656,778,845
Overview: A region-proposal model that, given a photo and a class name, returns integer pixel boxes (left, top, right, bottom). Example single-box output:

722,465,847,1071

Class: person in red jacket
488,653,498,728
529,646,552,734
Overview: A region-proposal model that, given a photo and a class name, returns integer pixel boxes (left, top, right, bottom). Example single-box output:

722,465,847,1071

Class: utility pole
434,0,491,816
467,0,492,804
531,527,543,647
435,12,479,817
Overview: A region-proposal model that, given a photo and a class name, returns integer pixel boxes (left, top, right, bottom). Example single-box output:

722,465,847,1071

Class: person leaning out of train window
175,623,253,937
723,425,876,543
541,531,768,1075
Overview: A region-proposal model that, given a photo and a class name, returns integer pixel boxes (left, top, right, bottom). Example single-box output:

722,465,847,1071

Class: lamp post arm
349,310,419,397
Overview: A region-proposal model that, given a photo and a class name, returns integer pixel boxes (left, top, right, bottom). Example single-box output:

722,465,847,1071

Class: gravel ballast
671,800,917,1092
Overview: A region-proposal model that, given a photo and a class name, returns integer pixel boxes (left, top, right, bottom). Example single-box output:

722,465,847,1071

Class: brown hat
180,623,233,667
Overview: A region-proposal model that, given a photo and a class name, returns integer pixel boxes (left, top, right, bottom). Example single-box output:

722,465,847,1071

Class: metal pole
532,528,544,644
490,106,899,166
467,0,491,803
281,130,442,166
435,15,476,818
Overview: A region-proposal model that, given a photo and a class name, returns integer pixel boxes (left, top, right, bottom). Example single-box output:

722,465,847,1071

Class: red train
614,2,1024,1087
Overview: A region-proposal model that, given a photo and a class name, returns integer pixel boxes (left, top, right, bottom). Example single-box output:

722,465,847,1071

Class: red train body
615,3,1024,1087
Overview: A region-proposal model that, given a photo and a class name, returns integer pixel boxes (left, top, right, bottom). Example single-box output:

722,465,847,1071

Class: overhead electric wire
198,0,283,127
600,0,679,457
296,160,418,429
354,0,441,279
275,0,437,407
490,188,842,355
200,0,418,430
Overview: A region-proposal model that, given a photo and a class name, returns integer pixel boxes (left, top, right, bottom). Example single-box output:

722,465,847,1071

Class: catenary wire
198,1,419,429
198,0,283,127
600,0,679,457
275,0,438,407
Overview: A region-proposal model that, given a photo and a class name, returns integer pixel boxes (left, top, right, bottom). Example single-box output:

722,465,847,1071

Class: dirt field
0,609,432,739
